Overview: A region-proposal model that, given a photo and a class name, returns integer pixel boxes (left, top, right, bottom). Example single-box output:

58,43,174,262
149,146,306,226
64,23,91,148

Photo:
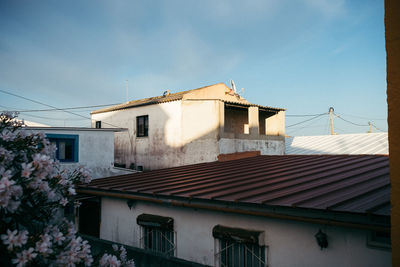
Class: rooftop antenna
230,80,237,93
126,80,129,102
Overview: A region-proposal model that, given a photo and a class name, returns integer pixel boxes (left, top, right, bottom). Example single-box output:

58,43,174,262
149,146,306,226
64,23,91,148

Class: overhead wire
286,113,328,128
7,103,121,113
333,113,369,127
335,112,386,121
0,89,121,128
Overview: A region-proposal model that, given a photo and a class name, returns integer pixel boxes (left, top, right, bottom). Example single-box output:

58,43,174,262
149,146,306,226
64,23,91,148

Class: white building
90,83,286,171
77,154,391,267
24,127,135,178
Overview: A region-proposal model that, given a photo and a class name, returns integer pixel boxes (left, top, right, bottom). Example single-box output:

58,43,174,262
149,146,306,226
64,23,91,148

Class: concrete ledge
81,234,211,267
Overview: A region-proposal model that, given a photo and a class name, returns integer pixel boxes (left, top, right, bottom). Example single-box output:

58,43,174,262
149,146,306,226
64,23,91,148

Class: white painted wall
26,129,132,178
219,138,285,155
92,100,284,170
100,197,391,267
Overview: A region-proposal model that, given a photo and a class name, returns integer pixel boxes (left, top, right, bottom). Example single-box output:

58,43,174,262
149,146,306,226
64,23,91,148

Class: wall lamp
315,229,328,250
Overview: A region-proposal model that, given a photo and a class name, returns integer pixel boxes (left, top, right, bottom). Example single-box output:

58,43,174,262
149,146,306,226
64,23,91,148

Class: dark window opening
368,230,391,250
95,121,101,129
47,134,79,162
137,115,149,137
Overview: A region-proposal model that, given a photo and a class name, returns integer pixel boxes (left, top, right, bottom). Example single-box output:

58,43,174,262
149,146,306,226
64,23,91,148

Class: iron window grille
137,214,176,256
213,225,267,267
136,115,149,137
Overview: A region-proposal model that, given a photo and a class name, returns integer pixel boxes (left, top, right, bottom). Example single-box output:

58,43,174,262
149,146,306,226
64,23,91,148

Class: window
136,115,149,137
46,134,79,162
367,230,391,250
213,225,267,267
137,213,176,256
95,121,101,128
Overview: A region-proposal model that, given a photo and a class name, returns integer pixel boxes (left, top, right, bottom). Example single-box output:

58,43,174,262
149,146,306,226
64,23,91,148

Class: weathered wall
219,137,285,155
92,101,183,170
100,197,391,267
385,0,400,265
28,129,129,178
92,100,223,170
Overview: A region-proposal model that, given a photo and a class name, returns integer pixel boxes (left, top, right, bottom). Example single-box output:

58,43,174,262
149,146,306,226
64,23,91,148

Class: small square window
136,115,149,137
47,134,79,162
95,121,101,129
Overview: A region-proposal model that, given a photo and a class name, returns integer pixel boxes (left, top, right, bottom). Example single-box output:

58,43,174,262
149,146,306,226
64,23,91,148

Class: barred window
137,213,176,256
213,225,267,267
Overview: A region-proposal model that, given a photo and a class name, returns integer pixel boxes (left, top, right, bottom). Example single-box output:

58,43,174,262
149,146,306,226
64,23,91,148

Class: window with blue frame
46,134,79,162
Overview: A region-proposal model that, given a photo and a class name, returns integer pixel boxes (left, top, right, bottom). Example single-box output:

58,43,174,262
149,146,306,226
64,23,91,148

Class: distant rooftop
91,83,285,114
286,133,388,155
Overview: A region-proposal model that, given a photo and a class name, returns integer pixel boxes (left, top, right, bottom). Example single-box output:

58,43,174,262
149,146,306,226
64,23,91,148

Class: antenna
230,80,237,93
126,80,129,102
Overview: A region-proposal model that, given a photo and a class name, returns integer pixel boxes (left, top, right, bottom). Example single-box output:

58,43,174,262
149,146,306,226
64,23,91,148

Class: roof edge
76,187,390,232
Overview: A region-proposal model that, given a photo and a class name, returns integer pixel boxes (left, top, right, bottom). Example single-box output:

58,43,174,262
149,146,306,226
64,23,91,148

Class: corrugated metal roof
78,155,390,216
286,133,388,155
91,83,284,114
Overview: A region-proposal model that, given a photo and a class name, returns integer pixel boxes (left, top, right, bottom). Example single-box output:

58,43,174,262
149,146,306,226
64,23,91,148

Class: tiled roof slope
91,83,284,114
286,133,388,155
78,155,390,216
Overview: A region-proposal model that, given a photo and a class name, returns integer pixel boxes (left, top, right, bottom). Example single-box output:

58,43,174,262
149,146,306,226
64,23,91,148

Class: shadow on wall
95,101,285,171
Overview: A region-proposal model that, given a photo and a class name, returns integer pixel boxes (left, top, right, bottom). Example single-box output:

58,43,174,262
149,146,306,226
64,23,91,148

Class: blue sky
0,0,387,135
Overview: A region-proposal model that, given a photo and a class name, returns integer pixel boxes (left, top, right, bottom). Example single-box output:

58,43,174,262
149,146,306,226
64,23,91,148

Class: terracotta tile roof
78,155,390,216
91,83,284,114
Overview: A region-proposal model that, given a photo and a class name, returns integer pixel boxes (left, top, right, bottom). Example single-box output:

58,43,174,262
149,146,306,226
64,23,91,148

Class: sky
0,0,387,136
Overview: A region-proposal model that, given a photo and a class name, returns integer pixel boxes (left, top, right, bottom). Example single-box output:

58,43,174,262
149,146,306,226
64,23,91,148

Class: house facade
77,154,391,267
24,127,134,178
90,83,286,171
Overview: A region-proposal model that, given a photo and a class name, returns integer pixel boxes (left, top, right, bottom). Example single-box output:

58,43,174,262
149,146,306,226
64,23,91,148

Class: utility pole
329,107,334,135
126,80,129,102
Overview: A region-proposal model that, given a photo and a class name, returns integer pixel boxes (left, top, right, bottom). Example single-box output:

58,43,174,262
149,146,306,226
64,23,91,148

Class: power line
333,113,369,127
0,89,121,128
6,103,121,113
286,113,328,117
286,113,328,128
335,112,386,121
21,113,88,121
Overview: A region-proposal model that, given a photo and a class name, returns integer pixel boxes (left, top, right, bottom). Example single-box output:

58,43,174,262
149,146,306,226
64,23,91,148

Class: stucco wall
100,197,391,267
27,129,127,178
219,138,285,155
92,98,284,170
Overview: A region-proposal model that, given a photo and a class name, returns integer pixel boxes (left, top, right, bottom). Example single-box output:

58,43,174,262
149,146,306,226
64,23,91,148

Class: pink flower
60,198,69,206
22,247,37,261
1,229,18,251
12,252,27,267
21,162,34,178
